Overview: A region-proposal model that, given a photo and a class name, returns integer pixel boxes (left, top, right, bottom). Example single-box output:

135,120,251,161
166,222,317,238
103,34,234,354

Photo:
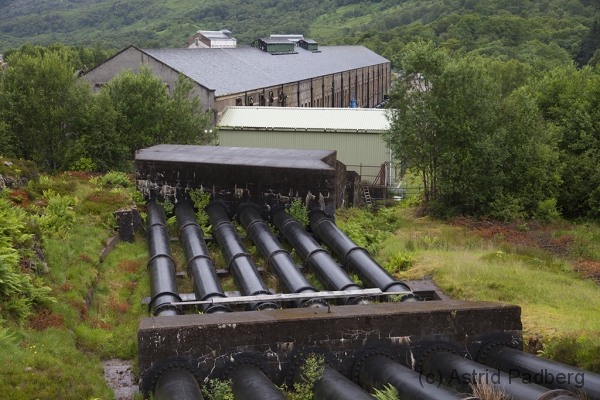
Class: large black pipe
359,356,478,400
423,351,579,400
175,202,231,314
230,364,287,400
293,363,375,400
481,346,600,399
309,210,417,302
206,203,278,311
238,204,327,308
154,368,204,400
272,207,369,305
146,201,182,317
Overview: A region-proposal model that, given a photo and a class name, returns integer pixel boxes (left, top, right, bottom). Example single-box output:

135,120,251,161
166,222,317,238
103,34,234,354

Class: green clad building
217,106,396,186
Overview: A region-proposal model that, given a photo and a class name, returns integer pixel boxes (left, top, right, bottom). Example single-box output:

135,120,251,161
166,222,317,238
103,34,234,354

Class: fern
372,384,400,400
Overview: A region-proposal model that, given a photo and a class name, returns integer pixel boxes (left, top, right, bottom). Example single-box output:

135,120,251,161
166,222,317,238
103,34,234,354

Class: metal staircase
361,186,372,205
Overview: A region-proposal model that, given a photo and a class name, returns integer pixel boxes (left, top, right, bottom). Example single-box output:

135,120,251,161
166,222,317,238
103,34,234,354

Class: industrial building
185,29,237,48
82,43,391,119
217,106,395,186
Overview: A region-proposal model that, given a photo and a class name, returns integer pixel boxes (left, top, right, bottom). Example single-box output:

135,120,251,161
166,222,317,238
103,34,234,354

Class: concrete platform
138,300,522,386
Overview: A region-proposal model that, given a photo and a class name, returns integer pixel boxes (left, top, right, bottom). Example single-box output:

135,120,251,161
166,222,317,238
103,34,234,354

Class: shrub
285,354,325,400
190,189,211,226
287,199,309,228
384,251,414,273
202,379,234,400
0,198,55,323
534,198,561,223
34,189,78,239
98,171,132,188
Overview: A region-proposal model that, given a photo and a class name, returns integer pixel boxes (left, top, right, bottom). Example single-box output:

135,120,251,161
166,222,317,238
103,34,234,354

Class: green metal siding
218,129,389,171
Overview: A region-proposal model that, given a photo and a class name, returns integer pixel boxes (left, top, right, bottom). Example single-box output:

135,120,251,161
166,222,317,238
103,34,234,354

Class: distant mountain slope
1,0,598,67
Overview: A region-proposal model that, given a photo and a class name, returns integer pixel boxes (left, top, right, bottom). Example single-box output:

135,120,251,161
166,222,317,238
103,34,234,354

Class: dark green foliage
0,45,213,173
529,65,600,218
386,41,564,219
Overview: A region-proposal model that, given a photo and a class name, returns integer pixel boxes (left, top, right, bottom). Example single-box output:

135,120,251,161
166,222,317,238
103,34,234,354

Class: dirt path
102,359,139,400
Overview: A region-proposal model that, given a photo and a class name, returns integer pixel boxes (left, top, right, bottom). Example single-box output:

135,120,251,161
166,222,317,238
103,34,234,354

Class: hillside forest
0,0,599,70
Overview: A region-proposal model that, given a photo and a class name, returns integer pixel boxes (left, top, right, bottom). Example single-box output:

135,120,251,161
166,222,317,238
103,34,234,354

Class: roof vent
298,39,319,52
252,38,297,54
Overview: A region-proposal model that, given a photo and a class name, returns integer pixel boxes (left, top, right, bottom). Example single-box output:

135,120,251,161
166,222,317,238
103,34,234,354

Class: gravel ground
102,359,139,400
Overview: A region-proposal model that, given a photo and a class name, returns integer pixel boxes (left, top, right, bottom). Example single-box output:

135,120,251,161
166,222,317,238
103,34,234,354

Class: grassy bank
338,205,600,372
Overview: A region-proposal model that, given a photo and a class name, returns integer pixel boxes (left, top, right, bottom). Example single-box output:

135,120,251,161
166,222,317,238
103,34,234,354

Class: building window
236,98,243,106
259,94,266,106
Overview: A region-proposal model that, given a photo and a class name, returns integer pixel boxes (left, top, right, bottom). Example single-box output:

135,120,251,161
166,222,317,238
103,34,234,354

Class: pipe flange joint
475,340,519,364
206,200,231,217
236,202,266,222
147,253,175,267
299,297,329,308
178,221,200,237
226,252,252,269
152,301,183,317
222,354,272,380
140,357,205,396
269,205,287,220
394,293,421,302
414,344,457,372
351,349,395,383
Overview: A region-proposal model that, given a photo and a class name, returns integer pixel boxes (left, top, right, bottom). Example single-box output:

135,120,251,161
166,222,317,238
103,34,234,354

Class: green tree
105,65,213,161
67,89,128,172
531,64,600,218
385,41,503,216
0,48,89,170
492,87,562,220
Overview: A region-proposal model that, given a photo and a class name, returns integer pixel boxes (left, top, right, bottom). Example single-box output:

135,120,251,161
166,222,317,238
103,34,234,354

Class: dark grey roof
135,144,336,170
142,46,388,97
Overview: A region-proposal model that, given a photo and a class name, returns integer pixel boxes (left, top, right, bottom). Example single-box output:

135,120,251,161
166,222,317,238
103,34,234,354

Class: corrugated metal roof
143,46,388,97
217,107,390,132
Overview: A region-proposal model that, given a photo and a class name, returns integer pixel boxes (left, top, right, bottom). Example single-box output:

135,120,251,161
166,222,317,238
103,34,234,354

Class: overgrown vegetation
385,39,600,220
283,354,325,400
0,45,213,173
0,170,147,398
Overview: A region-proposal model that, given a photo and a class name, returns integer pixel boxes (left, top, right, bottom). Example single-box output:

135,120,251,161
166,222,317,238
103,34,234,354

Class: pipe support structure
272,208,370,305
175,202,231,314
238,204,327,308
206,203,278,311
309,210,418,302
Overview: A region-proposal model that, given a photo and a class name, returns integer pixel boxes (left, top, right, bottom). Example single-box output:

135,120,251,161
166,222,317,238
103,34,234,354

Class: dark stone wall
138,301,522,387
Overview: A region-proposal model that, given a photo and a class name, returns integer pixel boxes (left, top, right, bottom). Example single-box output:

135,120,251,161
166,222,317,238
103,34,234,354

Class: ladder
362,186,372,206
